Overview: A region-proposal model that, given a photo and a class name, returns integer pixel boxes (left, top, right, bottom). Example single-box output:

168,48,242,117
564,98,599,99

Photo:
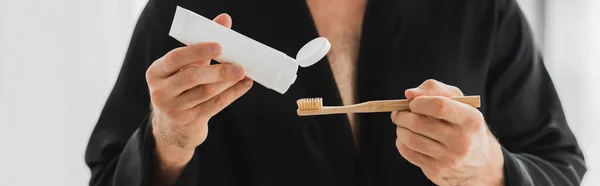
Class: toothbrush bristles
297,98,323,111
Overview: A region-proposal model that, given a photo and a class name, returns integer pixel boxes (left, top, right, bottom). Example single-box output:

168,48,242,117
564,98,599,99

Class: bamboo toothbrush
296,96,481,116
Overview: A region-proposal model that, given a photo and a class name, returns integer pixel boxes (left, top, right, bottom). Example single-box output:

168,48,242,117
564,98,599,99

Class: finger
396,126,445,158
405,79,463,100
175,80,240,110
149,42,223,78
396,139,435,168
409,96,484,126
391,111,454,142
180,12,232,68
177,14,231,68
165,64,245,95
192,78,253,117
213,13,232,28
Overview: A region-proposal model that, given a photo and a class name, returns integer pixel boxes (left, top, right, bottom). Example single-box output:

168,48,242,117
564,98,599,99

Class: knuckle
402,150,415,159
189,44,205,54
149,93,161,104
235,83,249,97
404,134,420,149
150,87,166,100
395,127,403,137
395,139,403,150
202,85,216,95
198,118,210,126
463,115,477,126
396,141,412,157
165,48,184,64
212,94,228,108
190,46,208,59
183,68,200,85
203,42,221,55
448,85,463,96
422,79,439,88
219,65,230,79
432,97,447,114
473,111,485,124
465,111,485,130
145,66,154,82
391,112,403,124
408,114,422,131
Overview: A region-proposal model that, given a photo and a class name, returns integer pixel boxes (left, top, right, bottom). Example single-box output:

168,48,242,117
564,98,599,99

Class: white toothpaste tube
169,6,331,94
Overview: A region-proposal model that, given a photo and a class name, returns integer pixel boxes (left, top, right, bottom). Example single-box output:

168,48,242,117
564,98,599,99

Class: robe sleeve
84,0,201,185
485,0,587,185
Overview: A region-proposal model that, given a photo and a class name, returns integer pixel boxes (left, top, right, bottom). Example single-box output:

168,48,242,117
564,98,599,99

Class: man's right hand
145,13,252,184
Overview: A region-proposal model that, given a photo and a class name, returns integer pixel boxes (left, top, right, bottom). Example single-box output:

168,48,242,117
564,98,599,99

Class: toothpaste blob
169,6,331,94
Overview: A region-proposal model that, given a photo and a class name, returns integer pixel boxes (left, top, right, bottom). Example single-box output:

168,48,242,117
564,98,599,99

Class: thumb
404,87,422,100
404,79,463,100
213,13,232,29
185,13,232,68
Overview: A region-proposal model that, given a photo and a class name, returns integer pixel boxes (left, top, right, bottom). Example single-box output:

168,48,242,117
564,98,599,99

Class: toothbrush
296,96,481,116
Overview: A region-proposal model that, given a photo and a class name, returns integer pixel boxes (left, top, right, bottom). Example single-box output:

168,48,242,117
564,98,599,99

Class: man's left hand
391,79,504,186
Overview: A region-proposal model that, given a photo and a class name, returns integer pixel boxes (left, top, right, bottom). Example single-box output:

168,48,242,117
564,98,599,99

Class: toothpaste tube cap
296,37,331,68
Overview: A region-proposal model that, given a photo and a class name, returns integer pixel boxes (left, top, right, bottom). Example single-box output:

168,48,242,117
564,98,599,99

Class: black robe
85,0,587,185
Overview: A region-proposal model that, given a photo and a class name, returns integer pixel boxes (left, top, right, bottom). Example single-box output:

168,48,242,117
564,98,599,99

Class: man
85,0,587,185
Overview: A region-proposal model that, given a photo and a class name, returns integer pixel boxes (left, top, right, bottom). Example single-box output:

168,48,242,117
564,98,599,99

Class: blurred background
0,0,598,185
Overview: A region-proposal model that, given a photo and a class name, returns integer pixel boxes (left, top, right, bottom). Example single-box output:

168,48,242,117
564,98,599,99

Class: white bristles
296,98,323,111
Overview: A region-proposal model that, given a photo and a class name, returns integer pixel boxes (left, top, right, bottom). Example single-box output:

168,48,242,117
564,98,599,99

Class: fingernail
243,78,253,86
211,44,222,54
232,65,244,77
408,87,421,92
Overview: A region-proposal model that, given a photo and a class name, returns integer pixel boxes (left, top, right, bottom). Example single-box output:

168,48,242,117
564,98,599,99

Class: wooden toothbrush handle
356,95,481,113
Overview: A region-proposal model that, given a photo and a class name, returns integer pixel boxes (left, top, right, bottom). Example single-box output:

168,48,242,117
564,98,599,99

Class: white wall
0,0,136,185
544,1,600,185
518,0,600,185
516,0,545,51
